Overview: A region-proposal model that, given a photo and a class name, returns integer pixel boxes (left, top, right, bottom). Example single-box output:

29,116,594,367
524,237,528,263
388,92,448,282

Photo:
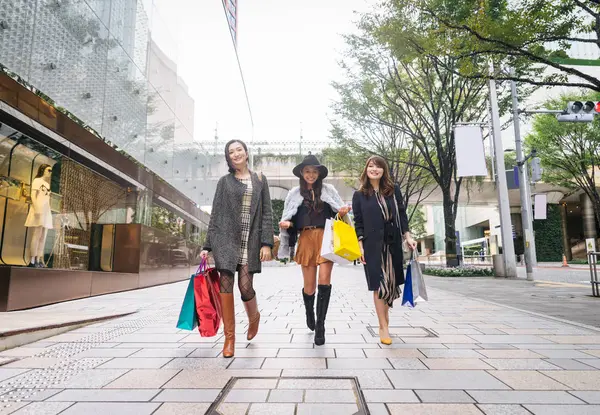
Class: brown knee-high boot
220,293,235,358
243,296,260,341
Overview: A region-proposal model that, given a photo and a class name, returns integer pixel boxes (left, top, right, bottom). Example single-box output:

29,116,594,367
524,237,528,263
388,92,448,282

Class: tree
271,199,285,236
396,0,600,91
526,91,600,227
332,7,490,266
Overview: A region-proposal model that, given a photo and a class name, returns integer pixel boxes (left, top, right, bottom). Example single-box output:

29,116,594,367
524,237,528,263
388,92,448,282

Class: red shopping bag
193,259,222,337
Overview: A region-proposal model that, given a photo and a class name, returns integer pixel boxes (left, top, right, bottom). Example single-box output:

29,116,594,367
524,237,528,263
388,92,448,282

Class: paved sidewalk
1,266,600,414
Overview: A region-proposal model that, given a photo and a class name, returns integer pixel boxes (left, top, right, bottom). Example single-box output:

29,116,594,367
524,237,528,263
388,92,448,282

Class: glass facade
0,0,213,206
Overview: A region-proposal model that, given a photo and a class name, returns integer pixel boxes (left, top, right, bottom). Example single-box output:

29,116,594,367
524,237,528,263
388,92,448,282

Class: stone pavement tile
386,343,447,349
11,389,63,401
267,389,303,402
111,334,188,343
581,350,600,358
546,359,597,370
476,350,543,359
277,349,335,358
247,343,313,349
415,390,475,403
385,370,509,390
388,358,428,370
10,401,74,415
574,359,600,369
227,349,278,358
333,349,365,358
282,369,393,388
387,403,483,414
98,357,173,369
488,371,569,390
570,391,600,404
152,403,210,414
304,389,357,403
53,369,129,389
365,403,391,415
42,333,89,343
363,389,419,403
542,336,600,344
0,369,30,382
152,389,220,402
402,335,478,344
421,358,493,370
59,402,160,415
134,328,185,334
4,358,62,369
233,378,279,389
514,344,589,350
524,405,600,415
469,335,552,344
532,349,595,359
483,359,561,370
467,390,584,404
0,348,48,358
419,349,482,358
161,357,230,370
163,369,282,389
224,389,269,403
477,344,517,350
278,378,354,389
132,348,196,358
246,334,292,343
364,349,424,358
248,403,296,414
48,389,160,402
104,369,180,389
73,349,139,358
310,335,366,344
475,404,532,415
499,329,552,335
542,371,600,390
262,358,326,369
326,358,392,370
227,358,265,369
296,403,359,414
114,343,194,349
213,403,249,415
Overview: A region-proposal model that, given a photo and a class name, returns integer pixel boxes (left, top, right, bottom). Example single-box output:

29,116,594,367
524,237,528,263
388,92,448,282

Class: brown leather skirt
294,228,331,267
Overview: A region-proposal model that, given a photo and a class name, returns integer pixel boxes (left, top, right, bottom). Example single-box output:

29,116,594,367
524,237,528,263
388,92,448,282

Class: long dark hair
359,156,395,197
35,164,51,179
224,140,249,174
299,174,324,211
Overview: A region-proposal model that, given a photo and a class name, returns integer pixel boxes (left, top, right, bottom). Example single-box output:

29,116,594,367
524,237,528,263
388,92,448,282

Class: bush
423,266,495,277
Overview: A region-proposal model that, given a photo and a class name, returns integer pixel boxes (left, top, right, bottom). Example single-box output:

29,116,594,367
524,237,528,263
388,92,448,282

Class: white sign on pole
534,194,547,220
587,238,597,254
455,126,488,177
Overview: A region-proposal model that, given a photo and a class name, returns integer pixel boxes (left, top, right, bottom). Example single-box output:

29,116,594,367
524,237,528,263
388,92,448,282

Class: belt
301,226,321,231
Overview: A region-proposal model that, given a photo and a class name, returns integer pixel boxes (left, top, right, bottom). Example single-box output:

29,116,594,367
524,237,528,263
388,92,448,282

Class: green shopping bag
176,274,198,330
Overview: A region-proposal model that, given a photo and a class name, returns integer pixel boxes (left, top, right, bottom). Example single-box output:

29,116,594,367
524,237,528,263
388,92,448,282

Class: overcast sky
153,0,375,149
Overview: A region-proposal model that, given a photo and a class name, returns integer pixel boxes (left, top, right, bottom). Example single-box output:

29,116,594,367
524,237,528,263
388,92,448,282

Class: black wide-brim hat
293,154,328,179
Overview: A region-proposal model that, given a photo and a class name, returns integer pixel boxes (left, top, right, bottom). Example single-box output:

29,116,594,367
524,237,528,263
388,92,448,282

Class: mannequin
24,164,53,267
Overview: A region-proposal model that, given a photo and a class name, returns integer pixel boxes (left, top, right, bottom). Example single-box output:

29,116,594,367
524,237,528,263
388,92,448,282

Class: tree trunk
442,191,459,267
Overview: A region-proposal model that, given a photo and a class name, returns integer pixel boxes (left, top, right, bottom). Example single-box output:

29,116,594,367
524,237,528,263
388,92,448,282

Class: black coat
352,185,409,291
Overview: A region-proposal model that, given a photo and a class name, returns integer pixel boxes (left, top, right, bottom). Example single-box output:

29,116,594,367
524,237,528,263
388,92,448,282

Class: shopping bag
333,215,361,261
193,259,222,337
320,218,351,265
176,273,198,331
401,263,415,308
402,252,428,308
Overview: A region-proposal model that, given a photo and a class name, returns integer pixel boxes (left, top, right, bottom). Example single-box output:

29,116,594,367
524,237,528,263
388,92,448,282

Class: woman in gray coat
201,140,274,358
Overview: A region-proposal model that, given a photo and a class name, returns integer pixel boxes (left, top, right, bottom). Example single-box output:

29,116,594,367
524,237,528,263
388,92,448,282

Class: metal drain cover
367,325,437,338
205,377,370,415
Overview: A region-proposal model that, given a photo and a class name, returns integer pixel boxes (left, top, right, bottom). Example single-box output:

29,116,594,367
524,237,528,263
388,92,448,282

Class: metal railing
588,252,600,297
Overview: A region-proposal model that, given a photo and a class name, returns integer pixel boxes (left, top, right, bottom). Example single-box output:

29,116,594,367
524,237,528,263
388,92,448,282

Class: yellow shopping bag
333,215,361,261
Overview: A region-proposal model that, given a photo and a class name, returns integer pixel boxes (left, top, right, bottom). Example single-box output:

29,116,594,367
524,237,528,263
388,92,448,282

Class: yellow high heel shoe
379,328,392,345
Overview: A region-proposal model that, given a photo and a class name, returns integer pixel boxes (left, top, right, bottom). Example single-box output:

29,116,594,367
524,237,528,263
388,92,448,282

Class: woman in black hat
278,154,350,345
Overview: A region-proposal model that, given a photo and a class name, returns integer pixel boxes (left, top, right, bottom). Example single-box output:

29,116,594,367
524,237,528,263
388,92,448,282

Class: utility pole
510,72,535,281
489,68,517,278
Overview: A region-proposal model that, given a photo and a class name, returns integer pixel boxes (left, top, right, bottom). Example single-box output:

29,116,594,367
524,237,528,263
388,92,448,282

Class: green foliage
423,266,494,277
152,206,184,237
394,0,600,91
534,204,564,262
408,205,426,239
271,199,285,235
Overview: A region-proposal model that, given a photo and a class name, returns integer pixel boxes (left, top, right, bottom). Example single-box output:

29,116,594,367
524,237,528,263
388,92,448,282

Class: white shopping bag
320,218,352,265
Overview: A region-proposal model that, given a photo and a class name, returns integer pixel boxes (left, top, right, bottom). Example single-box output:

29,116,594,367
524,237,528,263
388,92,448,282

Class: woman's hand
359,241,366,265
405,234,417,251
279,220,292,230
260,246,272,262
200,250,209,260
338,205,351,217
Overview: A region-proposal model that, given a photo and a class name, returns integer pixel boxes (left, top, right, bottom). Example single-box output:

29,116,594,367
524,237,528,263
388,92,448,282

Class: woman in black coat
352,156,416,345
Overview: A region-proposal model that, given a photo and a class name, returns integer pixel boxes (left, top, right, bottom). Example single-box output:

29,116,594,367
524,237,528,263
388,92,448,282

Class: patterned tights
220,265,256,302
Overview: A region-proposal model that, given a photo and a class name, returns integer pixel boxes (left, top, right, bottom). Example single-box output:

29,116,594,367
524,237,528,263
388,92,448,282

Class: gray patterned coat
204,172,274,275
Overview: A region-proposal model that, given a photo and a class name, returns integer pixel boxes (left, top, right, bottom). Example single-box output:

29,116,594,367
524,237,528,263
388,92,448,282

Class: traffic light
557,101,600,122
530,157,543,182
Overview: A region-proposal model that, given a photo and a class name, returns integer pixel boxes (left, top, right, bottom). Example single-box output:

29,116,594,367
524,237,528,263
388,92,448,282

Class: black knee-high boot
302,290,316,331
314,284,331,346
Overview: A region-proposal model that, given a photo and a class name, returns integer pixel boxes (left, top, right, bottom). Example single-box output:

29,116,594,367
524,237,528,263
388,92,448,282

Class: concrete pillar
581,194,597,239
560,203,572,261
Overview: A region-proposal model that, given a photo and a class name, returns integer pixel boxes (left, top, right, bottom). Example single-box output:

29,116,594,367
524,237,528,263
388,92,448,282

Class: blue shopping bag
176,273,198,330
401,262,415,308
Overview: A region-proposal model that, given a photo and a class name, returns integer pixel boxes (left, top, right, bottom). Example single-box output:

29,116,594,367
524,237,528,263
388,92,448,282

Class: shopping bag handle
195,257,208,275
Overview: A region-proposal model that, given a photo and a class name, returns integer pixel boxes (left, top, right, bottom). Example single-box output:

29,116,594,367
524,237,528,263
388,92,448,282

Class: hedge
423,266,495,277
533,204,564,262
